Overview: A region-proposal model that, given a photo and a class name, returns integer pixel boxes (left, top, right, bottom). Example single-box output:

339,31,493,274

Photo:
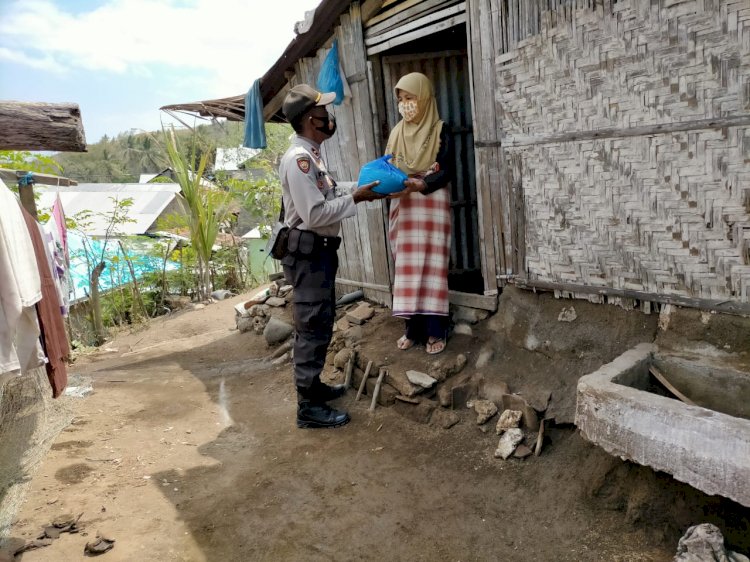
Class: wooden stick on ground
535,419,544,457
369,367,387,412
344,350,357,389
649,366,696,406
356,360,373,401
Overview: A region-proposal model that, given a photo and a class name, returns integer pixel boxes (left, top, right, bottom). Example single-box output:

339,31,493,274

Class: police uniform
279,134,356,393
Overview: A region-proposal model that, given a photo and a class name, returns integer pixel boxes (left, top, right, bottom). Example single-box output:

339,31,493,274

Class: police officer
280,84,384,429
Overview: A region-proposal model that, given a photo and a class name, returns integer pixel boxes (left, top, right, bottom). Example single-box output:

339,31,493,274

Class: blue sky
0,0,320,142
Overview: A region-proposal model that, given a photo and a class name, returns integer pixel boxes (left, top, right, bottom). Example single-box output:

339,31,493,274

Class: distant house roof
138,173,159,183
215,147,261,172
139,167,217,188
241,227,262,239
36,183,183,237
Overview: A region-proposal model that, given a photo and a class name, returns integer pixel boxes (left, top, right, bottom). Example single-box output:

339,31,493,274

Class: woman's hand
389,177,426,199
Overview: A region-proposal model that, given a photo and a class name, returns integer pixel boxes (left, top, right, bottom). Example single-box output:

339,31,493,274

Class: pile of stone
235,276,294,347
334,301,375,332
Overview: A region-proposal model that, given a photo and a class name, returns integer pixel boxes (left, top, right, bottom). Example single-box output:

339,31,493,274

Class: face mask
311,114,337,137
398,100,419,122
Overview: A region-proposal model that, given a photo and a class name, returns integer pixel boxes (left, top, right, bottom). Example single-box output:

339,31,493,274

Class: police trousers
281,249,338,389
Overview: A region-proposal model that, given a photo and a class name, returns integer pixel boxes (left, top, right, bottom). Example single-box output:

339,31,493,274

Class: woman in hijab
386,72,452,355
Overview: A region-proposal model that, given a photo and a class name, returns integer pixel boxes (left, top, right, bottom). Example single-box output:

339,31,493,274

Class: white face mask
398,100,419,122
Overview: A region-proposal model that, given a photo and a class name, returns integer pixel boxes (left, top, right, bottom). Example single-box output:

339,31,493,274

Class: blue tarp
243,78,267,149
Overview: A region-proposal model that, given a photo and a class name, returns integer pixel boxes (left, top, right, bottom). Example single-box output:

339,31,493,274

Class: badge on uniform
297,157,311,174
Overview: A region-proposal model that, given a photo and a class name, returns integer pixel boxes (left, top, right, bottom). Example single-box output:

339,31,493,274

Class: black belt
316,235,341,251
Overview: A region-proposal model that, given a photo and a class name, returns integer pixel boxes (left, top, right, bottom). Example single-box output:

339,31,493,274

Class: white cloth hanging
0,179,43,374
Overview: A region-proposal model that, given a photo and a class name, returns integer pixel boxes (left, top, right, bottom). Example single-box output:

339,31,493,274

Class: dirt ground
4,292,749,561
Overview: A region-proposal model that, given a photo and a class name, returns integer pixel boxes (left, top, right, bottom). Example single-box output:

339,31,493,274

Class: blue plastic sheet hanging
316,39,344,105
243,78,267,149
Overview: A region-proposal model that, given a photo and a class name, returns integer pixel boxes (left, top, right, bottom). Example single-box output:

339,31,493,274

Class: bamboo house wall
260,0,750,313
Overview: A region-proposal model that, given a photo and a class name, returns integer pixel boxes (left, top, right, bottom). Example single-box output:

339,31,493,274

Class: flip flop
396,335,415,350
426,338,446,355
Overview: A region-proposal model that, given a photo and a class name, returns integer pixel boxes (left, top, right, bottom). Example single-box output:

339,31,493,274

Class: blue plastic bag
317,39,344,105
357,155,408,195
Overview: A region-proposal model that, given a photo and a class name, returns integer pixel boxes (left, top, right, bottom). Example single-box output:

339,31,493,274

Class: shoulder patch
297,157,311,174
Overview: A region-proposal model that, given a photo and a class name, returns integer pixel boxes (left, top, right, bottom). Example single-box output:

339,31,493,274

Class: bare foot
426,338,446,355
396,335,415,350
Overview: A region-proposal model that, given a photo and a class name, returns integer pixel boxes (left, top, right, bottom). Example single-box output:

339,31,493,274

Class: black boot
309,377,346,402
297,400,351,429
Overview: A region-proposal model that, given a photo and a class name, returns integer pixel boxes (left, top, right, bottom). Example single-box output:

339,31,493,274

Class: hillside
52,122,291,184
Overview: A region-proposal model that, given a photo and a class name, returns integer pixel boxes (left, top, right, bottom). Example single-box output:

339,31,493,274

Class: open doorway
371,25,484,295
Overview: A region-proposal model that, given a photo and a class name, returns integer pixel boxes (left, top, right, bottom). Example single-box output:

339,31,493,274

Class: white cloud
0,46,67,74
0,0,321,94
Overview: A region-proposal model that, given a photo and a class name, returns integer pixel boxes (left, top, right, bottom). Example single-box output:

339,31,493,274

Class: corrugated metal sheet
35,183,183,237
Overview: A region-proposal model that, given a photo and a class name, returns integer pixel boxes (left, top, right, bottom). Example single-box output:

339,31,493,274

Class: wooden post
17,181,38,219
369,367,387,412
356,360,373,401
0,101,87,152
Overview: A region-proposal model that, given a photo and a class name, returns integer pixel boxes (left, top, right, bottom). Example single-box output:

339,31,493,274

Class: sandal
426,337,446,355
396,335,415,350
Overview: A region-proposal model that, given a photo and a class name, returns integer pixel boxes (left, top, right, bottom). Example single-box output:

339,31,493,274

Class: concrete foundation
575,343,750,507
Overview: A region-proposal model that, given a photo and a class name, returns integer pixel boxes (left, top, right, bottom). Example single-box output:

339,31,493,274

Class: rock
253,316,268,334
474,399,498,425
333,348,352,370
343,325,363,346
501,394,540,431
191,303,206,311
248,304,264,317
428,359,451,382
674,523,750,562
394,399,436,424
436,374,471,407
453,322,473,336
346,303,374,325
513,444,533,459
387,370,423,397
264,317,293,345
355,351,382,375
268,283,279,297
454,354,468,374
451,381,478,410
430,409,460,430
517,388,551,413
451,305,489,325
478,377,510,406
365,379,398,406
237,316,254,334
405,370,437,388
269,271,285,282
475,347,494,368
557,306,577,322
278,284,293,298
496,409,522,434
266,297,286,307
494,428,524,460
395,395,420,404
335,317,350,332
211,289,234,300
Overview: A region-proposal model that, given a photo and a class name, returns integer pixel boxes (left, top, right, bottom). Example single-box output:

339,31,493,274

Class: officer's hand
353,181,386,203
389,177,426,199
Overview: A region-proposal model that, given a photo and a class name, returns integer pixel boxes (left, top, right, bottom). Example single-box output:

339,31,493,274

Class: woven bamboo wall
496,0,750,302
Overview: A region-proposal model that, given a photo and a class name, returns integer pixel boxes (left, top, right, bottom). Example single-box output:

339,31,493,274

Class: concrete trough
575,343,750,507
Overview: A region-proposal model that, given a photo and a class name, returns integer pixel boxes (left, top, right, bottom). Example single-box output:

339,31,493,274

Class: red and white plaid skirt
388,188,451,317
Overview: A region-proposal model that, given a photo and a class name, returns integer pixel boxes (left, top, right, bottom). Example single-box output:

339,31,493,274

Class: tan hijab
385,72,443,176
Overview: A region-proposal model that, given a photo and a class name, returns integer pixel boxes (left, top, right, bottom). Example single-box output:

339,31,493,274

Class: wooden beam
495,114,750,149
365,2,466,47
513,278,750,317
367,13,467,55
263,81,291,121
365,0,460,36
336,278,391,292
0,169,76,187
361,0,384,22
0,102,86,152
365,0,422,27
449,290,498,311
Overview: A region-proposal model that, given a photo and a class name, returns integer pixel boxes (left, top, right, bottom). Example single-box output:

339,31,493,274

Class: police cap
282,84,336,123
